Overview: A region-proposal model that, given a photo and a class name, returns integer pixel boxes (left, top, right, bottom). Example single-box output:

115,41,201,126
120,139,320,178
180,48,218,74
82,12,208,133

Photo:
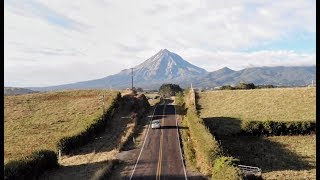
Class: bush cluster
58,92,121,154
241,120,316,136
212,156,243,180
236,83,255,89
159,83,182,98
4,150,58,180
256,85,275,89
175,91,184,107
220,85,235,90
220,83,277,90
221,83,255,90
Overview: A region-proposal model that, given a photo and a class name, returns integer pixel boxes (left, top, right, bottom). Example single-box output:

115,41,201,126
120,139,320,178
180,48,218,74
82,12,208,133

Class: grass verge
179,89,242,178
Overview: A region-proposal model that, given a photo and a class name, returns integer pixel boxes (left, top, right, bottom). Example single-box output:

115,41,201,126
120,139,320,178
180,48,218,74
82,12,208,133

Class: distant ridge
25,49,316,91
4,87,38,95
192,66,316,88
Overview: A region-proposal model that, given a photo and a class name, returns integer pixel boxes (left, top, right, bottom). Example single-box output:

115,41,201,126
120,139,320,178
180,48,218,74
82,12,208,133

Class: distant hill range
4,87,38,95
24,49,315,91
193,66,316,88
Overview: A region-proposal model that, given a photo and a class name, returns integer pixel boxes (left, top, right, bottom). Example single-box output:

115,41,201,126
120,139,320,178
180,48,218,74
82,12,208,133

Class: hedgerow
181,89,245,179
241,120,315,136
182,89,221,176
57,92,121,154
4,150,58,180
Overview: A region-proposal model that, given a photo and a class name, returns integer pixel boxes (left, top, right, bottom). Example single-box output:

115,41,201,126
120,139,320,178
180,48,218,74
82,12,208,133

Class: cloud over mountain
4,0,315,87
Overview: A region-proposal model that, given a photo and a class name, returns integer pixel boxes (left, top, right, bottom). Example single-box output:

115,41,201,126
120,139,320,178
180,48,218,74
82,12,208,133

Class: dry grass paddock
198,87,316,122
4,90,118,163
197,87,316,179
218,135,316,179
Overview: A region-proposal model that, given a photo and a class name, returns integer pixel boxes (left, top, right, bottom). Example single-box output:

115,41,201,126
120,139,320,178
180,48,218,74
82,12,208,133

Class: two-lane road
130,103,187,179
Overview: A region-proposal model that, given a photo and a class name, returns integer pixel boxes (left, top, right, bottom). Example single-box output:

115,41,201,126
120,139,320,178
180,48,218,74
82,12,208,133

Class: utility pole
131,68,134,90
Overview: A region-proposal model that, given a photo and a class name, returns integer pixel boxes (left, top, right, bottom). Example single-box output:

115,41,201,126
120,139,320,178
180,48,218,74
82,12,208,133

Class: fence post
58,149,61,161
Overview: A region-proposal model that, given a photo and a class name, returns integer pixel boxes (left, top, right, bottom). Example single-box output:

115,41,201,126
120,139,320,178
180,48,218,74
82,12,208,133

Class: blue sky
4,0,83,29
243,30,315,53
4,0,316,87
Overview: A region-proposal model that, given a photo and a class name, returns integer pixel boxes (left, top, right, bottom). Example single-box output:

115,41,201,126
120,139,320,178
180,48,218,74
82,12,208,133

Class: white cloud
180,49,315,72
4,0,316,87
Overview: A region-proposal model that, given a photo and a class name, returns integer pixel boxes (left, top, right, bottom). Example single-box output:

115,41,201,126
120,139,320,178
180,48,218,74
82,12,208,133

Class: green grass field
199,87,316,122
4,90,118,163
197,87,316,179
219,135,316,179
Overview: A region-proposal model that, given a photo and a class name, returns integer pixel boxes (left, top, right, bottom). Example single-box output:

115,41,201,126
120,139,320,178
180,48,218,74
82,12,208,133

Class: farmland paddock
197,87,316,179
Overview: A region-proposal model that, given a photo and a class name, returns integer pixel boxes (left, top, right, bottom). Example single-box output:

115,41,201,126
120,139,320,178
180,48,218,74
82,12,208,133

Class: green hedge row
185,109,222,175
241,120,316,136
183,90,221,176
212,156,243,180
180,114,197,170
58,92,121,154
183,90,243,179
4,150,58,180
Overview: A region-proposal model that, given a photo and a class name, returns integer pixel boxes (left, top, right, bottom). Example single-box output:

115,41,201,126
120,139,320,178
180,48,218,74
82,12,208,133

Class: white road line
129,105,158,180
174,105,188,180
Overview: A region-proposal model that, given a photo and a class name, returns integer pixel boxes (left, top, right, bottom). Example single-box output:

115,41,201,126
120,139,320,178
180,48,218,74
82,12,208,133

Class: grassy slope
199,87,316,122
4,90,118,163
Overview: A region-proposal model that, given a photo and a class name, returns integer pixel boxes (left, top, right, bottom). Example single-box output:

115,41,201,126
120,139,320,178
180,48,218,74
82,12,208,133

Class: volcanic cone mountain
30,49,207,91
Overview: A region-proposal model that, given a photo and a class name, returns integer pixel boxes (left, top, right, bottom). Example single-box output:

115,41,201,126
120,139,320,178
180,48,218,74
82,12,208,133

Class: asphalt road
129,103,187,180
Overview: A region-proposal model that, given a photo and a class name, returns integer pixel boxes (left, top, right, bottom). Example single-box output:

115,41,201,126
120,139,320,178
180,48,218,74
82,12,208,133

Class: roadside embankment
178,88,243,179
